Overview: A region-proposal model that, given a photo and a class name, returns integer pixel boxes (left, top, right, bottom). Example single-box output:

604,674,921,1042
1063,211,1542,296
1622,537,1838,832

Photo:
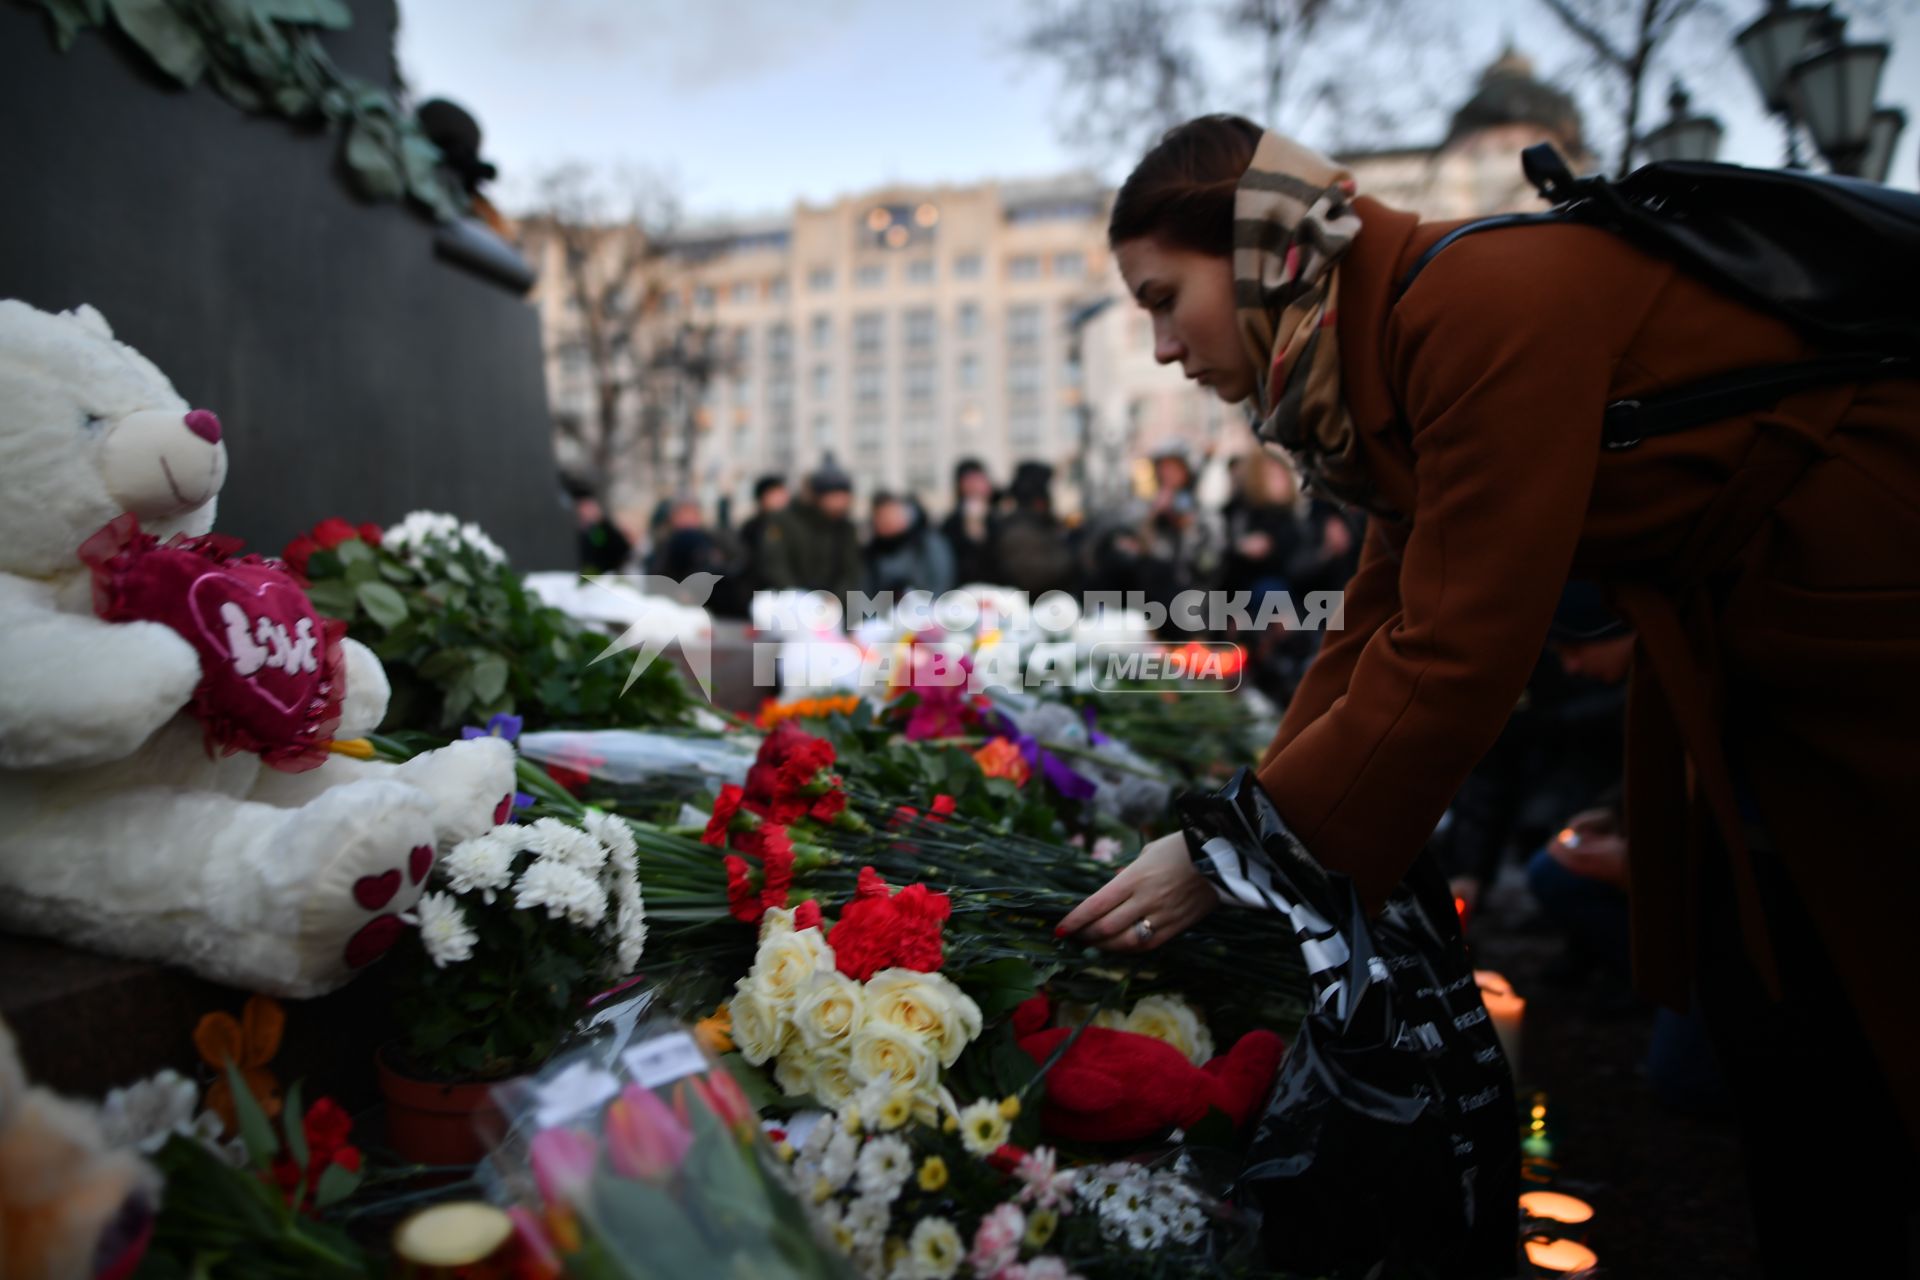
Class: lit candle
1475,970,1525,1081
1524,1237,1599,1274
1519,1191,1594,1227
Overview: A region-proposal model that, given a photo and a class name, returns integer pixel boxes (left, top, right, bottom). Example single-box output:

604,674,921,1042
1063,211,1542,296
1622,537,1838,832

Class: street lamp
1640,83,1725,163
1732,0,1904,181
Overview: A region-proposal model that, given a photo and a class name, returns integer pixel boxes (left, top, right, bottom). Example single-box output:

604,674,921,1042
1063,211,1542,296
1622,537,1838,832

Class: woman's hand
1056,832,1220,952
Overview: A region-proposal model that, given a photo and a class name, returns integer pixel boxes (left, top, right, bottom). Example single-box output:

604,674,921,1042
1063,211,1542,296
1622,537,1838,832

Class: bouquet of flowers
388,806,649,1080
287,511,692,735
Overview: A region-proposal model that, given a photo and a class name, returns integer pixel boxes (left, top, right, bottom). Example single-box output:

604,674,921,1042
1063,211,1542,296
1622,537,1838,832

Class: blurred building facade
529,47,1588,527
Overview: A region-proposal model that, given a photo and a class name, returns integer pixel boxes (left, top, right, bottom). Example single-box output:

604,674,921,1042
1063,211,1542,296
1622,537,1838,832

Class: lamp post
1640,83,1726,163
1732,0,1904,181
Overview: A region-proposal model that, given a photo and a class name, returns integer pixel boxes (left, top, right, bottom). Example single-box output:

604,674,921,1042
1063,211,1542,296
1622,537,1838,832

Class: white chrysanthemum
1169,1202,1208,1244
907,1217,963,1280
956,1098,1011,1157
514,857,608,927
440,829,517,901
583,809,638,872
383,510,507,565
819,1126,859,1192
99,1069,201,1154
844,1192,892,1249
413,891,477,968
521,818,608,874
1125,1211,1170,1250
457,520,507,563
614,891,648,974
855,1134,914,1200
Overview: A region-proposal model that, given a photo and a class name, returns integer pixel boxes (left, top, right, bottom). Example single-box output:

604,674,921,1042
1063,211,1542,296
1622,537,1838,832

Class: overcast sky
395,0,1920,218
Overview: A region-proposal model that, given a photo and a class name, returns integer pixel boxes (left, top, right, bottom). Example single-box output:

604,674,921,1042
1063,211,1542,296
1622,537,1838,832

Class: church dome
1444,45,1585,153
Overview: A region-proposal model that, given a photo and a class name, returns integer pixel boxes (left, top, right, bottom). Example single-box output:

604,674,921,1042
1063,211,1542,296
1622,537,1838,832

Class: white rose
862,969,983,1068
807,1047,861,1109
846,1022,939,1097
749,926,834,1013
729,987,790,1065
774,1046,816,1098
793,971,867,1052
1123,994,1215,1066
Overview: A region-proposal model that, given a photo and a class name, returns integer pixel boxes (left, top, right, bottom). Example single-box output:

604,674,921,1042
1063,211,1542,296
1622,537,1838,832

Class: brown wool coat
1256,197,1920,1133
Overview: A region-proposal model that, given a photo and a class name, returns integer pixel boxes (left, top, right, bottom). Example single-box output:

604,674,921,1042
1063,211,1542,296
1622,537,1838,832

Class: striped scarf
1233,132,1371,509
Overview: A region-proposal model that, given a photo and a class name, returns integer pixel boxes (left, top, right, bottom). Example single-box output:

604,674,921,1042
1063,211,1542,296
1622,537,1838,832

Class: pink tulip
530,1126,598,1206
604,1084,692,1181
691,1070,755,1136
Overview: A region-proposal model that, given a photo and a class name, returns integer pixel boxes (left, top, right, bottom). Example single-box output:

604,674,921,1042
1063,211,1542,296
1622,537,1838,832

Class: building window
953,253,983,279
905,361,935,403
958,353,981,390
811,412,833,446
694,285,716,309
811,364,833,399
768,322,793,364
854,418,886,452
810,313,833,351
731,327,751,365
1009,410,1043,452
854,365,884,407
1051,251,1085,279
768,375,794,411
809,266,835,292
853,311,885,356
904,308,936,350
956,301,981,339
731,281,756,305
906,258,935,284
856,262,887,289
1008,358,1043,397
1007,254,1040,281
1007,304,1042,347
769,277,789,302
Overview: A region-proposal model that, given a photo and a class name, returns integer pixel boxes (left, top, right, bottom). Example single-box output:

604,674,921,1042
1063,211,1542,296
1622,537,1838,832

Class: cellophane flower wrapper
486,1006,855,1280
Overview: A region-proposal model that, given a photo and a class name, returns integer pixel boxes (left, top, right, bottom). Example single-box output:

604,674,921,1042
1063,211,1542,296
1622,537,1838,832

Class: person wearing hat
758,457,862,608
992,461,1076,598
941,458,1001,586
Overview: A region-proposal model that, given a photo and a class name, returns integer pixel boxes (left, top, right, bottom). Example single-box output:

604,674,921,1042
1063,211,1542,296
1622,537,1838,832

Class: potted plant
380,808,648,1165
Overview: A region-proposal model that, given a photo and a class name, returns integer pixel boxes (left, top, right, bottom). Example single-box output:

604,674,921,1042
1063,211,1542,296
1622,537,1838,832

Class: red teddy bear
1012,995,1286,1145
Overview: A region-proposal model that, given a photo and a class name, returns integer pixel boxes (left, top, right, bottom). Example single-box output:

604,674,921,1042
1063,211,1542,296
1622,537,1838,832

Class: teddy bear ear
65,305,115,341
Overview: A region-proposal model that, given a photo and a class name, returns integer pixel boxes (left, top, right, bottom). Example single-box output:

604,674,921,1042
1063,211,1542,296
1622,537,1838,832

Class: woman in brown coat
1059,115,1919,1273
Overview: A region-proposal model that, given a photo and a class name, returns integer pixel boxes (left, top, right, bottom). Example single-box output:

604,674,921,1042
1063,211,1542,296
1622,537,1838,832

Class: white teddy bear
0,300,515,997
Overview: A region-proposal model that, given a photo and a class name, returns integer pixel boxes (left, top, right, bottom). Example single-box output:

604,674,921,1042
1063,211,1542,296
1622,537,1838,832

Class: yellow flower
842,1106,863,1135
957,1099,1011,1157
1026,1206,1059,1248
877,1092,914,1131
776,1141,796,1162
326,737,375,759
918,1155,950,1192
695,1006,734,1055
942,1114,959,1134
998,1095,1022,1120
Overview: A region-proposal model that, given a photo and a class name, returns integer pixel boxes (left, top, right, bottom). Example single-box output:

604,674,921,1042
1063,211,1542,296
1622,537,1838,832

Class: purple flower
513,790,536,812
988,713,1097,802
461,713,523,743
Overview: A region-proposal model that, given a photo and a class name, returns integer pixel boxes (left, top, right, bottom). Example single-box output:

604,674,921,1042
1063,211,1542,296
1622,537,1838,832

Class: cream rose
773,1045,815,1098
793,971,867,1052
728,987,789,1065
862,969,983,1068
807,1046,860,1109
1123,993,1215,1066
749,926,834,1012
846,1021,940,1097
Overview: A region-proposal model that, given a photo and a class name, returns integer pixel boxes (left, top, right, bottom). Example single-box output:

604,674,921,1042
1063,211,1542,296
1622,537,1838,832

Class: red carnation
745,825,796,912
303,1097,353,1153
793,899,824,931
724,855,763,924
809,789,847,823
777,738,837,793
827,867,951,981
704,784,749,847
928,793,956,823
357,522,383,547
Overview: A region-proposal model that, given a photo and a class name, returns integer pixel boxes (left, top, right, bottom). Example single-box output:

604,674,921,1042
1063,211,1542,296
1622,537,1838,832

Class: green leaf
955,957,1041,1021
355,581,408,628
252,0,352,28
470,654,509,704
282,1080,309,1178
312,1158,361,1208
303,578,358,618
334,539,373,568
343,115,405,200
224,1061,280,1169
415,648,471,681
29,0,104,51
106,0,208,85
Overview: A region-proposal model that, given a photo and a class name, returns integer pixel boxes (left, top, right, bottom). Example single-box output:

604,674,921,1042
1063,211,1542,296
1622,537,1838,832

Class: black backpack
1397,144,1920,448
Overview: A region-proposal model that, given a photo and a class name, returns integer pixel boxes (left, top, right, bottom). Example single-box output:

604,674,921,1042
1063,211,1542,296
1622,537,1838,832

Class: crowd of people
563,448,1365,701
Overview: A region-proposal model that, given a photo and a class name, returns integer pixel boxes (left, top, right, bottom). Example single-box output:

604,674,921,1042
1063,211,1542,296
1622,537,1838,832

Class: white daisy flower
440,830,517,902
410,891,478,967
844,1192,893,1249
855,1134,914,1200
514,857,608,927
820,1127,859,1192
907,1217,963,1280
98,1069,201,1154
1125,1211,1170,1250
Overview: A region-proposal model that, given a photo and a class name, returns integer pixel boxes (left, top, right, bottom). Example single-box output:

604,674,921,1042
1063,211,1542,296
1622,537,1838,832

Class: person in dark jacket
940,458,1000,586
758,458,863,607
990,461,1076,599
864,491,954,599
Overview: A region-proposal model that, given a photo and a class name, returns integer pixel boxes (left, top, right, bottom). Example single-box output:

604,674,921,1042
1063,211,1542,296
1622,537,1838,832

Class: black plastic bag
1178,769,1518,1278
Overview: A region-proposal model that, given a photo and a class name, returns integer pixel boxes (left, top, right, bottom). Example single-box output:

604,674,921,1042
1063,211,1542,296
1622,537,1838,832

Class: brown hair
1108,114,1262,256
